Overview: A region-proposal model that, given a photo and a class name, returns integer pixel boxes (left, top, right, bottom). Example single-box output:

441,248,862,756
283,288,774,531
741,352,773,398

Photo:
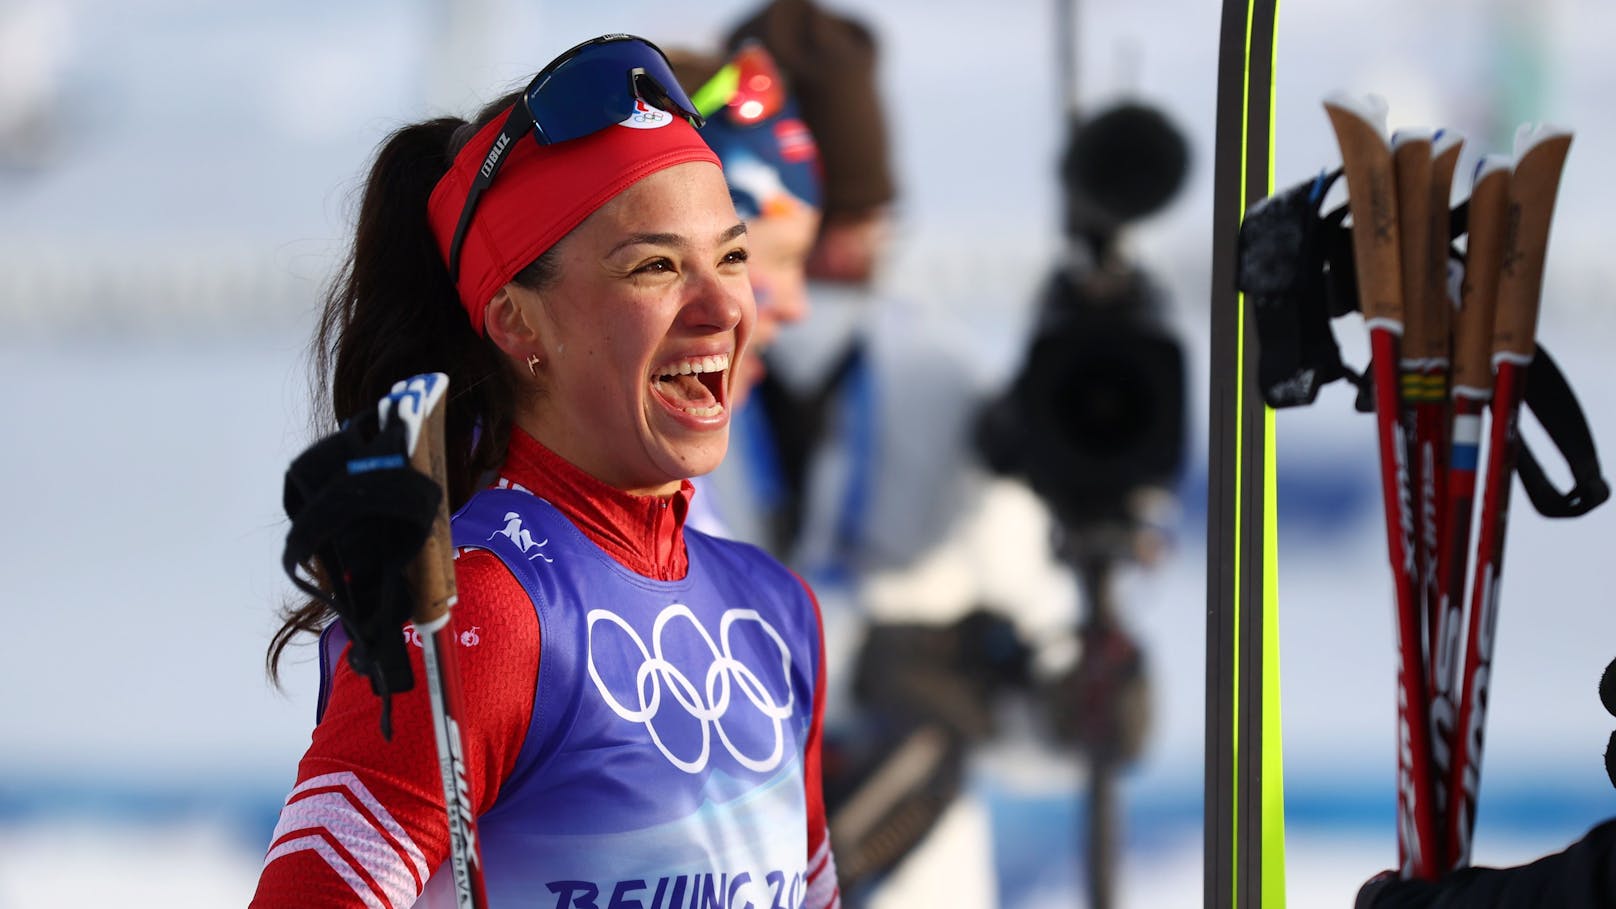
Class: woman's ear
483,284,541,360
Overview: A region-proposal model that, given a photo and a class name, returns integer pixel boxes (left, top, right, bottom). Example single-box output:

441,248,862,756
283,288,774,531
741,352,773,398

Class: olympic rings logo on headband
586,604,794,774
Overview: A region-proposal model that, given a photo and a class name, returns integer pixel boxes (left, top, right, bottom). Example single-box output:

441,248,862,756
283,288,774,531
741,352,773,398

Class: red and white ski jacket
251,430,840,909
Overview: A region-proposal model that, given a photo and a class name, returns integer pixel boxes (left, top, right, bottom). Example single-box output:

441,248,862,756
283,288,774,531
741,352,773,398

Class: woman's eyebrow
607,223,748,258
607,232,684,257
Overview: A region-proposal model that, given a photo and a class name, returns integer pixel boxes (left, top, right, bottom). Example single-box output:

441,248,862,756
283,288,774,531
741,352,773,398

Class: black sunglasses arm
446,102,536,282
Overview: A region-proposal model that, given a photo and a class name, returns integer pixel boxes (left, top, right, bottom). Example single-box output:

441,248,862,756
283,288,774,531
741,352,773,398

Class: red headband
427,105,721,333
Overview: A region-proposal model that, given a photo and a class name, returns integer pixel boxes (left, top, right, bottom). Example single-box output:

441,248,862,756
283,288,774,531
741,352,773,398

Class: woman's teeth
654,353,731,379
651,353,730,417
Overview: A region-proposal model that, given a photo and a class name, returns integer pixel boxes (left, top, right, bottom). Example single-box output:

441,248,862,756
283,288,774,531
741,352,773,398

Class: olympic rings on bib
586,604,795,774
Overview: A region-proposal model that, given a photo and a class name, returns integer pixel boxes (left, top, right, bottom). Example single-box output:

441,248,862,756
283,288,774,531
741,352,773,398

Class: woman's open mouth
650,352,730,419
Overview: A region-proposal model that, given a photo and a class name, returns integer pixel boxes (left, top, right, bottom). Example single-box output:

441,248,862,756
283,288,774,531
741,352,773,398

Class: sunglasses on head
689,42,788,127
446,34,704,280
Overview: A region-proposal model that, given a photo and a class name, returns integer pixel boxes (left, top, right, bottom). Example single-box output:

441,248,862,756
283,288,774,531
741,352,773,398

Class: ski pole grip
1325,96,1404,329
1421,136,1464,363
406,381,459,626
1492,129,1572,364
1453,160,1512,395
1393,131,1433,361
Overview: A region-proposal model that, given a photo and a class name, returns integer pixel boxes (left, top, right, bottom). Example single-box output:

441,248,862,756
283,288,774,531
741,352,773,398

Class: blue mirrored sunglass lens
524,40,698,145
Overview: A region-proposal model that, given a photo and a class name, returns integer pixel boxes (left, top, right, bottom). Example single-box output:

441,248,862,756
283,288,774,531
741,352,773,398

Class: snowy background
4,0,1616,906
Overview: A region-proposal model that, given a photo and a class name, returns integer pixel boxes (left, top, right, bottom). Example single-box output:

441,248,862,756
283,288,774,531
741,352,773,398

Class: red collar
497,429,692,580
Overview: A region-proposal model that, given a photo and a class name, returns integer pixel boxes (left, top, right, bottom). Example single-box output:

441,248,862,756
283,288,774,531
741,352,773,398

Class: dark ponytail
317,116,514,504
269,92,553,680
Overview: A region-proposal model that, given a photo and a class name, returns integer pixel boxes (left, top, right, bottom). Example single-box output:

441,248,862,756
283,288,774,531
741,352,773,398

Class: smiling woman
492,165,754,494
253,34,839,909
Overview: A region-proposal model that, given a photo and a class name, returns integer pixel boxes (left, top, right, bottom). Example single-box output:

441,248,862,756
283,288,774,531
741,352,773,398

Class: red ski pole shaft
1326,94,1441,881
1415,135,1464,687
1434,155,1512,872
1392,129,1436,661
1398,131,1466,868
1447,126,1572,870
1415,135,1467,666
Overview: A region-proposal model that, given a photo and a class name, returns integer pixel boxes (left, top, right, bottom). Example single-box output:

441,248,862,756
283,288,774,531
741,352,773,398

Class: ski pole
1325,93,1441,880
1410,134,1464,695
1446,126,1572,870
1432,154,1511,872
394,373,489,909
1428,150,1512,873
1391,128,1436,641
1396,129,1468,866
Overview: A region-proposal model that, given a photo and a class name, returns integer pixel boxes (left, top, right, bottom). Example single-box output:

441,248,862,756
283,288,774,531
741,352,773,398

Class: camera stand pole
1081,549,1120,909
1061,530,1147,909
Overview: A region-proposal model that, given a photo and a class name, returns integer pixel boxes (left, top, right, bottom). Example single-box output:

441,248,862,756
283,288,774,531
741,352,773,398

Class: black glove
1356,819,1616,907
281,400,442,736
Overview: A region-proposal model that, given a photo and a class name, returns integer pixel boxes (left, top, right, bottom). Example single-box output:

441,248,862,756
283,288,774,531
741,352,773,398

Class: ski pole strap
1241,170,1608,520
1517,346,1610,518
281,408,444,737
1236,168,1370,409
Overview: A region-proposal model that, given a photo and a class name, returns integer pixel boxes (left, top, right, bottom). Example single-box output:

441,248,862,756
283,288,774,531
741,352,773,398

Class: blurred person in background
663,41,825,542
252,34,840,909
717,3,1193,908
708,2,1104,907
722,0,901,572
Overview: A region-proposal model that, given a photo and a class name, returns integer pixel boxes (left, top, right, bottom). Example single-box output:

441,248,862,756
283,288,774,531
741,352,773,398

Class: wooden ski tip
1393,131,1435,358
1514,122,1574,158
1432,129,1464,158
1509,126,1573,197
1324,92,1404,327
1451,158,1512,397
1392,127,1435,148
1474,154,1514,183
1432,134,1464,173
1323,91,1391,141
1491,128,1572,363
1431,133,1465,209
1430,136,1465,319
1432,131,1465,203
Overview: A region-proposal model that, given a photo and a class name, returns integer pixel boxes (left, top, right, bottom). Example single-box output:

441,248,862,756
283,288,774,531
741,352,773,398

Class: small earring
526,353,541,376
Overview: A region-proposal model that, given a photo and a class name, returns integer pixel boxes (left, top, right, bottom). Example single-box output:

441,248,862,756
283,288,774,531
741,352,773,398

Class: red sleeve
796,573,843,909
251,549,539,909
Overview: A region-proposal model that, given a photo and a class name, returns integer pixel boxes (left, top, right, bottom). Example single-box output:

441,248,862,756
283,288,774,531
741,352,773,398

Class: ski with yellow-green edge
1205,0,1286,905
